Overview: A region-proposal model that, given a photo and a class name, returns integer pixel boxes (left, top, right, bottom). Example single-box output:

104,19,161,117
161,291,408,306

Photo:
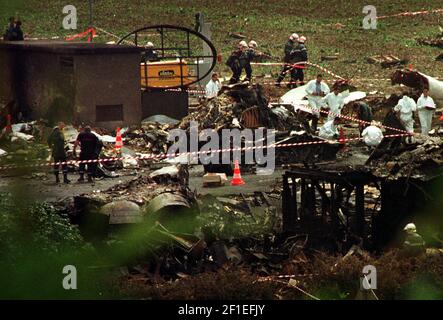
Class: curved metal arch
117,24,217,90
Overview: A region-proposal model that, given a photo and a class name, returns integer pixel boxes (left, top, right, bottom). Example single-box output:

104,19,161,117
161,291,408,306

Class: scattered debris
391,69,443,105
321,54,339,62
367,55,408,68
203,173,228,187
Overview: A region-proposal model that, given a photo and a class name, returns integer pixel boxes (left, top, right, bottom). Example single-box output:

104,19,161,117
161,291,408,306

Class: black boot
63,173,71,184
55,174,60,184
78,174,84,182
87,175,94,183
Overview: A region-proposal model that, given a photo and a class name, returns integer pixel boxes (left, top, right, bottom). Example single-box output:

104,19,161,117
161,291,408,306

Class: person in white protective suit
361,124,384,147
416,88,436,136
305,74,330,132
394,95,417,134
319,117,339,140
205,72,222,99
322,86,345,121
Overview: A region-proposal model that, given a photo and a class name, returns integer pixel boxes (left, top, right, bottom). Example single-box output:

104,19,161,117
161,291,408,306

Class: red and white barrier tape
296,103,410,135
66,27,97,42
94,26,135,46
306,62,345,80
378,8,443,19
166,88,207,94
275,61,347,81
0,133,409,171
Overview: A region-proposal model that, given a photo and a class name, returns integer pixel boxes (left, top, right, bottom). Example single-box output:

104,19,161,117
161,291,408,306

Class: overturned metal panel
100,200,142,224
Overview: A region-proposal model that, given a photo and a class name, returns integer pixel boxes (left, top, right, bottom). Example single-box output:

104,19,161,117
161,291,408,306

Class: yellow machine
140,59,191,88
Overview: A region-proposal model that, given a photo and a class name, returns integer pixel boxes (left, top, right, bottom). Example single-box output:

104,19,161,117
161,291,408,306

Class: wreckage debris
391,69,443,105
368,136,443,180
417,37,443,48
73,164,197,234
367,55,408,68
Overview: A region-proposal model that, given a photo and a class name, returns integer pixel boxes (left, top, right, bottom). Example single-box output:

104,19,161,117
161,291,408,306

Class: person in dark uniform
3,17,15,41
226,42,244,84
276,33,300,88
242,40,270,82
294,35,308,86
74,126,99,183
47,122,70,184
11,20,24,41
142,42,159,62
13,21,25,41
353,101,373,134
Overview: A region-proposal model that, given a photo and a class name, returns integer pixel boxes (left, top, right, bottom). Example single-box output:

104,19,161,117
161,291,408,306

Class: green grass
1,0,442,89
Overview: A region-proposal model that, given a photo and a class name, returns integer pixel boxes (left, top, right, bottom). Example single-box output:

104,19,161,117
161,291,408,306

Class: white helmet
248,40,258,48
239,40,248,48
404,223,417,233
289,33,299,41
145,41,154,48
299,36,307,43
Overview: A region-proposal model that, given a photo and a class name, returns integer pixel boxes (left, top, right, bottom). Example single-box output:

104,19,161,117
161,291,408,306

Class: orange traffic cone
115,127,123,150
440,114,443,121
231,160,245,186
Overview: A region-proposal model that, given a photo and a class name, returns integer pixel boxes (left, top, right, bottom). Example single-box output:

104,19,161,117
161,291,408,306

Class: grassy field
1,0,442,90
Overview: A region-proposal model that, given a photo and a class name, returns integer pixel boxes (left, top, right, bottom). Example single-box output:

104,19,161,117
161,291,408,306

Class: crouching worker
47,122,70,184
319,117,340,140
353,101,373,134
74,125,99,183
361,122,383,147
402,223,425,257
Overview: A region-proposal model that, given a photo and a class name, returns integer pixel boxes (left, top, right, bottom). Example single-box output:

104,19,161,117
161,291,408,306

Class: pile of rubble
72,164,197,233
369,136,443,180
178,84,300,131
0,120,50,168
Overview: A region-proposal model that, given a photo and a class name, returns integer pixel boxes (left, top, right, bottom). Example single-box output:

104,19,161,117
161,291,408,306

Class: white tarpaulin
279,85,366,115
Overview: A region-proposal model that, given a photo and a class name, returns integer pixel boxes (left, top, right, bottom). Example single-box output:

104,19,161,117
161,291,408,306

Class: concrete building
0,41,142,129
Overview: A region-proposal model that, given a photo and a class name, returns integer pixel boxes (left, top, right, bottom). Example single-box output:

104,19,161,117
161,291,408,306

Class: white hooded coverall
305,80,330,117
394,96,417,133
322,92,345,121
318,119,338,140
416,94,436,136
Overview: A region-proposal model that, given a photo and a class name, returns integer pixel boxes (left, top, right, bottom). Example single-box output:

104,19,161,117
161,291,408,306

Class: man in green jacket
47,122,70,184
